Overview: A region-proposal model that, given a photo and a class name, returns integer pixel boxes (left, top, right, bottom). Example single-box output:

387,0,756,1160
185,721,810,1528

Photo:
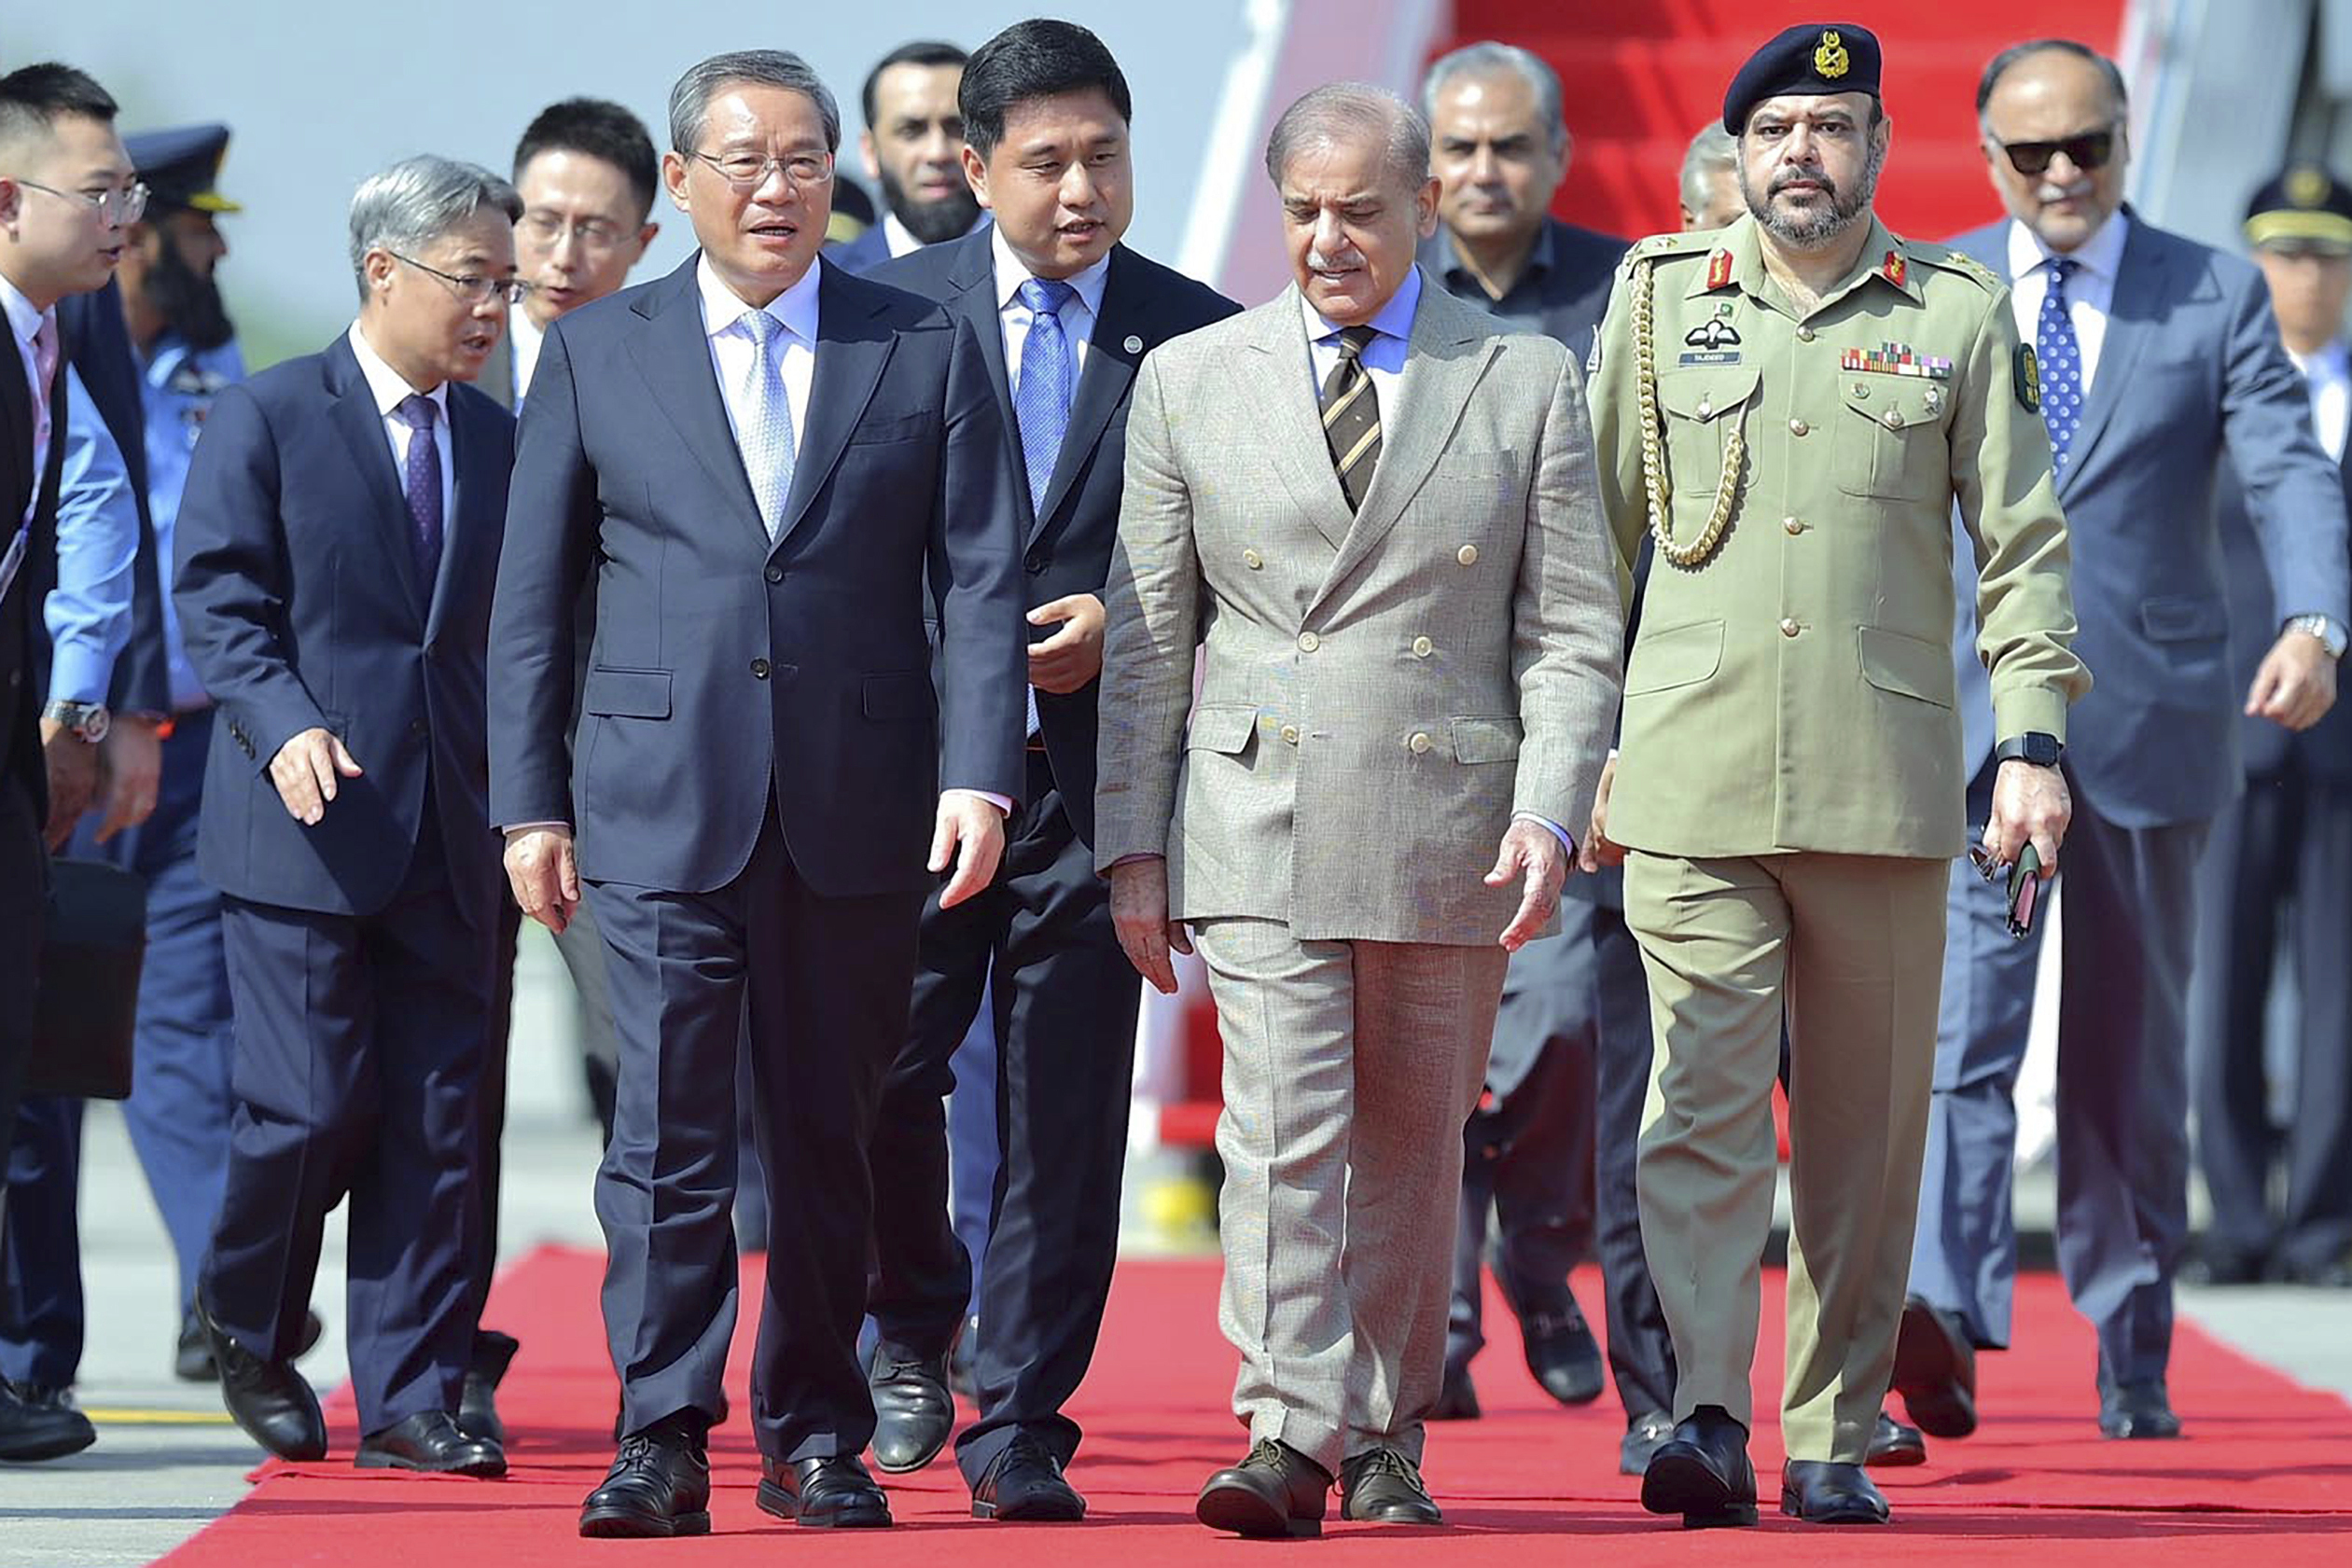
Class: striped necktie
1322,325,1382,510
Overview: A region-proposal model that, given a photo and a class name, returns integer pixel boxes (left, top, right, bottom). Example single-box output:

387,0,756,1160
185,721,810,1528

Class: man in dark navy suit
828,40,981,275
859,19,1237,1519
490,49,1025,1538
174,154,521,1478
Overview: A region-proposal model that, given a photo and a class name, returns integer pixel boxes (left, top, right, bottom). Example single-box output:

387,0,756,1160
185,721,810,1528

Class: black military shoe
198,1299,327,1462
1781,1460,1891,1523
579,1417,710,1538
1521,1299,1606,1407
758,1453,893,1527
356,1410,506,1477
971,1431,1085,1521
1640,1406,1757,1528
1196,1438,1331,1538
0,1381,96,1463
1430,1360,1481,1421
1619,1410,1674,1477
867,1350,953,1474
461,1329,519,1446
1866,1408,1927,1467
1891,1297,1978,1438
1340,1447,1442,1524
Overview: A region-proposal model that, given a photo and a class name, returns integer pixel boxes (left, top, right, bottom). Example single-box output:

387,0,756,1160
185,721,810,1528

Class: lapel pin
1122,334,1144,354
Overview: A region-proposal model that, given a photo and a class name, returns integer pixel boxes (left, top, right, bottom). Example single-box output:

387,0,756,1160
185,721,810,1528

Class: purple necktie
395,393,443,598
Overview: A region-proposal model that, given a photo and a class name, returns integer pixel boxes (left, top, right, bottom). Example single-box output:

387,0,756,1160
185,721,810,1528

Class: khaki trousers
1623,851,1947,1463
1191,917,1508,1478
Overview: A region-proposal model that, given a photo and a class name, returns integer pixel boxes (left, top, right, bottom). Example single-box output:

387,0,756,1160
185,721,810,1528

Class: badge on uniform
1880,249,1908,288
1705,249,1735,290
2014,342,2042,412
1840,341,1952,380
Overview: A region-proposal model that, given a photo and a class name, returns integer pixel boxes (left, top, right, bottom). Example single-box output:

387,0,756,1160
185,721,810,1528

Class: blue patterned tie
394,394,442,598
2036,257,2085,471
1014,278,1077,513
736,309,798,539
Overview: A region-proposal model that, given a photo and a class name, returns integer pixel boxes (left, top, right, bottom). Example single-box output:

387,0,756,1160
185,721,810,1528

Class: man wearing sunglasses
174,155,522,1477
1892,38,2351,1455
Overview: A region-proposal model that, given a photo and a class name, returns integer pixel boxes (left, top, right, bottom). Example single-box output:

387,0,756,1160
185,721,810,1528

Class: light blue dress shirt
45,363,139,706
145,331,245,710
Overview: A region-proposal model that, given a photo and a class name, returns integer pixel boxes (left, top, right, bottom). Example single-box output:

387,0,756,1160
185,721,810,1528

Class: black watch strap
1995,731,2063,768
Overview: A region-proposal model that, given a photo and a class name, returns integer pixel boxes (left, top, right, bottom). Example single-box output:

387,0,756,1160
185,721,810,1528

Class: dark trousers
0,777,43,1211
0,713,235,1384
202,826,490,1435
592,806,923,1463
867,750,1138,1483
468,898,521,1351
2193,767,2352,1272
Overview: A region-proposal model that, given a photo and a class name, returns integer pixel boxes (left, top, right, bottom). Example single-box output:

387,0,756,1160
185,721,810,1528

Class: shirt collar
1302,263,1423,347
346,321,449,419
883,209,985,259
991,226,1111,319
0,270,49,356
2290,340,2352,382
696,253,821,349
509,308,544,361
2010,207,2130,283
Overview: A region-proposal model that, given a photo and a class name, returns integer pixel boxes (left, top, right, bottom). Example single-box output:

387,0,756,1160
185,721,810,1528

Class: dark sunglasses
1967,837,2046,940
1995,130,2117,177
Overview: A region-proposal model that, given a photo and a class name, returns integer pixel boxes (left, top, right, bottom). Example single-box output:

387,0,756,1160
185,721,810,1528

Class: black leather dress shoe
1781,1461,1891,1524
461,1330,519,1447
2099,1381,2181,1439
1639,1407,1757,1528
198,1299,327,1462
0,1381,96,1462
867,1351,953,1474
177,1307,323,1382
1891,1297,1978,1438
356,1410,506,1477
948,1316,981,1400
1196,1438,1330,1538
2180,1247,2267,1286
1521,1301,1605,1407
972,1432,1085,1521
1430,1361,1480,1421
758,1453,893,1527
579,1419,710,1538
1340,1447,1442,1524
1620,1410,1674,1477
1865,1408,1927,1467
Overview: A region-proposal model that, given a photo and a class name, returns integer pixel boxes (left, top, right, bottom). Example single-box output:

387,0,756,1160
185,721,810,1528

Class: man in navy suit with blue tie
1889,39,2351,1453
491,50,1026,1538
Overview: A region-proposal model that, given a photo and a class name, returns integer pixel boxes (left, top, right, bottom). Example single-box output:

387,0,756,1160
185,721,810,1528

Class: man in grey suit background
1894,38,2350,1453
1096,82,1622,1539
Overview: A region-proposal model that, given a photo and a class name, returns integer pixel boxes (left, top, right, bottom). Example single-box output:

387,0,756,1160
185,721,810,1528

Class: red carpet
160,1248,2352,1563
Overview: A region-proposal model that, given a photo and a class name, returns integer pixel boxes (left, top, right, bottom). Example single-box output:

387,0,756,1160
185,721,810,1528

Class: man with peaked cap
2188,165,2352,1291
1581,22,2087,1526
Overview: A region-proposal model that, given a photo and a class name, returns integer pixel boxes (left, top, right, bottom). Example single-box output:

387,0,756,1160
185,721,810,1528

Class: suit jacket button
1408,731,1432,754
1243,548,1263,569
1412,636,1433,658
750,658,772,678
1456,545,1479,566
1279,724,1300,745
1025,552,1049,575
409,718,427,738
1297,631,1319,652
765,564,783,583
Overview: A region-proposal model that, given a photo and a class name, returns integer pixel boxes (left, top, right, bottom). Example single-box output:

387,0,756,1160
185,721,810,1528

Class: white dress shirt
994,226,1109,390
1301,264,1420,408
2006,210,2131,392
2,270,58,533
346,322,452,528
508,308,546,405
2291,340,2352,464
696,255,817,453
882,210,985,261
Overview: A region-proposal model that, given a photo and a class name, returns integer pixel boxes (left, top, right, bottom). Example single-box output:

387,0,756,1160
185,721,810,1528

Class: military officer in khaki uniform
1580,24,2090,1527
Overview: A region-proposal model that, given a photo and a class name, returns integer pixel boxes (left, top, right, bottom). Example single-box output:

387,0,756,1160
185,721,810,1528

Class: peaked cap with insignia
1722,22,1882,134
2244,164,2352,257
126,123,241,215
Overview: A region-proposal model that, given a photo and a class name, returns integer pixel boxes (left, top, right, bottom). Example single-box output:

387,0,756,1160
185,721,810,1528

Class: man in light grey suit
1892,39,2351,1452
1095,83,1622,1539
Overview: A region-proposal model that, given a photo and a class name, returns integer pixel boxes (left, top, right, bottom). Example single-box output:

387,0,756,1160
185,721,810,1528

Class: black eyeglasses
1993,130,2117,177
390,251,533,306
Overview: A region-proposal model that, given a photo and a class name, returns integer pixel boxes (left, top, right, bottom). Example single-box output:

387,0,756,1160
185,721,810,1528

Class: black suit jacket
2,315,69,821
488,255,1027,897
174,333,514,927
868,234,1238,844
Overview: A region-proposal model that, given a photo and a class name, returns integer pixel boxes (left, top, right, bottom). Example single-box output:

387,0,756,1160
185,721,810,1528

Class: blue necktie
394,394,442,600
736,309,798,539
2037,257,2085,471
1014,278,1077,513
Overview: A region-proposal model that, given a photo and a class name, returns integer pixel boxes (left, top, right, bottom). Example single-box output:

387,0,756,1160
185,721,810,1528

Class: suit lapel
771,262,897,551
0,327,30,523
427,390,495,637
1241,287,1354,553
1310,283,1499,615
2061,221,2164,492
944,239,1029,531
1036,247,1143,537
627,257,769,549
324,338,425,617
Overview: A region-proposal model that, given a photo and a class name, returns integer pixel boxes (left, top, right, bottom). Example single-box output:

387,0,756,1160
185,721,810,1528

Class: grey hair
1421,41,1566,154
1264,82,1430,197
347,155,521,301
1679,123,1738,215
668,49,841,158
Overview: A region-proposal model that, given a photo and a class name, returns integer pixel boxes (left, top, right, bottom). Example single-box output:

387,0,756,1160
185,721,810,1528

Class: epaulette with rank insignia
1619,229,1714,279
1912,246,2003,295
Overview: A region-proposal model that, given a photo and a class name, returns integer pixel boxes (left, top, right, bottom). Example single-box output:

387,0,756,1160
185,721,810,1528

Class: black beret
2245,164,2352,256
126,123,239,215
1722,23,1882,135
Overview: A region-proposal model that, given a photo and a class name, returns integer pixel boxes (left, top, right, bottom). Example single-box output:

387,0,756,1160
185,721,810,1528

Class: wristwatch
1994,731,2062,768
2285,613,2348,660
41,700,109,743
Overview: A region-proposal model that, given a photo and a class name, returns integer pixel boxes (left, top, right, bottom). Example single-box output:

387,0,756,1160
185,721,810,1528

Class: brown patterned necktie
1321,324,1382,511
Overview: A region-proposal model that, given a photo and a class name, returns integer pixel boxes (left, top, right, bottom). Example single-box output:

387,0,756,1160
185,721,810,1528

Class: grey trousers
1192,917,1507,1478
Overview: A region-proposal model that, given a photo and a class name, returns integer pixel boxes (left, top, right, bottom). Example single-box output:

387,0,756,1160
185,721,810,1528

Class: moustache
1305,248,1361,271
1769,168,1838,199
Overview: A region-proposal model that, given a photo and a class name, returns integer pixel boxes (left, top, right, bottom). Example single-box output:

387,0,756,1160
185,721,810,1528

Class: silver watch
2287,613,2348,660
41,700,110,742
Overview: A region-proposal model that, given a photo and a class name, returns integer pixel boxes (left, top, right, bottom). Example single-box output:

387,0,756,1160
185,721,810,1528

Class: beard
879,163,981,246
142,230,235,351
1739,137,1886,250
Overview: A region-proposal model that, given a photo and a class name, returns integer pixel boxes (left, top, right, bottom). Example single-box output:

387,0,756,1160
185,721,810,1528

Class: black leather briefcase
26,856,146,1100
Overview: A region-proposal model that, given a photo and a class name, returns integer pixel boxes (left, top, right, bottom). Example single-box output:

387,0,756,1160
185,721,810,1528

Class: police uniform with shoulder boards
1581,21,2089,1501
